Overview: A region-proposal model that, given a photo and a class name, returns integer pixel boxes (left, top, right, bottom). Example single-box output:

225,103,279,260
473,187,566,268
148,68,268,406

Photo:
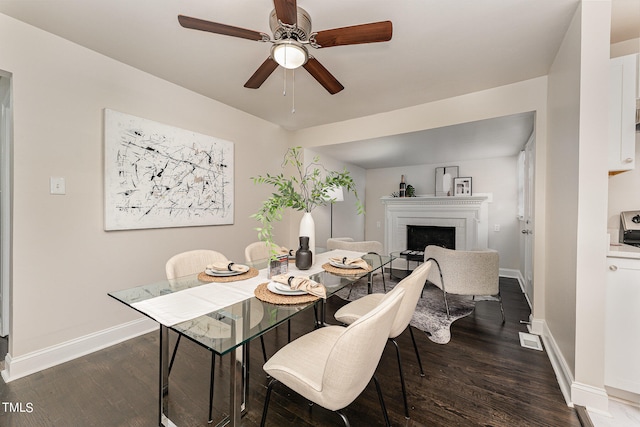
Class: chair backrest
244,241,289,263
326,237,383,254
387,261,433,338
321,286,405,410
424,245,499,295
165,249,228,280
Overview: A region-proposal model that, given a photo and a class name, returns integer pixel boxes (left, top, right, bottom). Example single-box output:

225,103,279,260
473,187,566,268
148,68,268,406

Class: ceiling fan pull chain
291,69,296,114
283,67,287,96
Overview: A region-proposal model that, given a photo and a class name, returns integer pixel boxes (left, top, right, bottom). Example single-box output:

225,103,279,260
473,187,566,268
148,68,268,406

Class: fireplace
407,225,455,251
381,194,490,254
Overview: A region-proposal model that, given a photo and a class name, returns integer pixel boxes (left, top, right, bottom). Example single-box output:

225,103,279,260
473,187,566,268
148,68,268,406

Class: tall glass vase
299,212,315,260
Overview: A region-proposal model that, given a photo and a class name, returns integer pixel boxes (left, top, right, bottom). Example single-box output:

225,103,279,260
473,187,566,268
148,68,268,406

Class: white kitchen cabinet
605,256,640,394
608,54,638,173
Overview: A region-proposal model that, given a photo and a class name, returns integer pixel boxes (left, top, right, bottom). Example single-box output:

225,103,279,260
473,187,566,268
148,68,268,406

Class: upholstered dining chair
165,249,266,423
333,261,433,419
260,286,406,427
423,245,505,323
243,240,295,351
326,237,387,293
244,241,290,264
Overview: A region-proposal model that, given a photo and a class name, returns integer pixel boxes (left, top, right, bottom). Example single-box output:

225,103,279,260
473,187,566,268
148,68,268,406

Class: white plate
205,269,244,277
267,281,307,296
329,260,362,269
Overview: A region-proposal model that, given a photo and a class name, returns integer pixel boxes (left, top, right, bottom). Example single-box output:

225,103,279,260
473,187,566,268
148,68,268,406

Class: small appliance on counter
619,210,640,247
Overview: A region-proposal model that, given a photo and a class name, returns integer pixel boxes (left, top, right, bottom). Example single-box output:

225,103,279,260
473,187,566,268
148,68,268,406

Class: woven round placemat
197,267,259,283
254,282,319,305
322,263,372,276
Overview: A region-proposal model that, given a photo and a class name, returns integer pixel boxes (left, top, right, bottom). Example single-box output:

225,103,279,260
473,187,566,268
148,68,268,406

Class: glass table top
109,252,394,356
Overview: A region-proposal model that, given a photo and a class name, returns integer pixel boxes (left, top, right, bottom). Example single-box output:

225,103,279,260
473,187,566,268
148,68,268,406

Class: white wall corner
1,318,156,383
571,382,610,415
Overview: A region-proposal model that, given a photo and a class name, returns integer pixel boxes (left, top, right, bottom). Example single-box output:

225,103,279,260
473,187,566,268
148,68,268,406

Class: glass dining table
108,250,394,427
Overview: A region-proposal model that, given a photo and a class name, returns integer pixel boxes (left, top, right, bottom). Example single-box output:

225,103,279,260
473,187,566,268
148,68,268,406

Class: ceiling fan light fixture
271,40,308,69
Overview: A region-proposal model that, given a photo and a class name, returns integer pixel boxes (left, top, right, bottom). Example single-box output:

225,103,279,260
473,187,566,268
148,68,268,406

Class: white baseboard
572,382,610,414
499,268,531,308
535,319,609,413
1,318,157,383
539,319,574,405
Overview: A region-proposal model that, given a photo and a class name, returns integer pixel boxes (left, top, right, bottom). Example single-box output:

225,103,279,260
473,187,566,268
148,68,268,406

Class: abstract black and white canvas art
104,109,234,230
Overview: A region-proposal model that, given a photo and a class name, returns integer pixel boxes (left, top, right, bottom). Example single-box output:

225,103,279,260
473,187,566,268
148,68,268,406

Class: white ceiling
0,0,638,168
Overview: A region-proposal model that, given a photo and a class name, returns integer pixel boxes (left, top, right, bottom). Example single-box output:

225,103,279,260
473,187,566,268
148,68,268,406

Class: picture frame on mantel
435,166,459,196
454,177,472,196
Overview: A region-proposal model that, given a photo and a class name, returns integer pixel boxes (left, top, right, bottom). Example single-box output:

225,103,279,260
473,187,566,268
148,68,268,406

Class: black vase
295,236,313,270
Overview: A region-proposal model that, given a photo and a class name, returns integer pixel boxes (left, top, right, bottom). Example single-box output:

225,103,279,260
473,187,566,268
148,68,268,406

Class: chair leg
372,374,391,427
443,291,450,317
391,338,410,419
168,334,181,374
260,336,268,363
336,410,351,427
208,352,216,423
260,378,278,427
409,326,425,377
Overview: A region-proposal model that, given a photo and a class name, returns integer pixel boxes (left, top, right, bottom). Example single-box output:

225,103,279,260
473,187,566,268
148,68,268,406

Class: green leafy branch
251,147,363,253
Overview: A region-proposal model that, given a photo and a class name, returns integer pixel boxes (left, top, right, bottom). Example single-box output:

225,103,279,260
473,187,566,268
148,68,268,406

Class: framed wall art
435,166,459,196
104,109,234,230
454,177,472,196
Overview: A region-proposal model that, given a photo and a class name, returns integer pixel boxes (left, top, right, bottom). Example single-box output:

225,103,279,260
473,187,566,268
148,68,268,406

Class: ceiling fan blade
273,0,297,26
244,58,279,89
178,15,264,41
303,58,344,95
314,21,393,48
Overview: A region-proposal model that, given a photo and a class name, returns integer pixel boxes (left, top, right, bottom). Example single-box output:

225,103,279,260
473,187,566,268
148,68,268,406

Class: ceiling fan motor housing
269,7,312,41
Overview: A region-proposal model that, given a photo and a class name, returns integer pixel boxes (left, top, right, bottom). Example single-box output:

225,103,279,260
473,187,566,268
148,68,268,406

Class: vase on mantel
299,212,315,261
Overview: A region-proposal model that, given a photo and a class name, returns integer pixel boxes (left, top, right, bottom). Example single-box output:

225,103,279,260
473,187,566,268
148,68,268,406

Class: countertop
608,243,640,259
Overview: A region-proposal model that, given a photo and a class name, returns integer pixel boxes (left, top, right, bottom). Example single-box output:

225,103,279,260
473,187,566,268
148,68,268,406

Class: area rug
334,275,475,344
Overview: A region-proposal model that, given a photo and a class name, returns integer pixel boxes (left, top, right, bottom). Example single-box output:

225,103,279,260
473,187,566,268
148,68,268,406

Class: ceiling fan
178,0,392,95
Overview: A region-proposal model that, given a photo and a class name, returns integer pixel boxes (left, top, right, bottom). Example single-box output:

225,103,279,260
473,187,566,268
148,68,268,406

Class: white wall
544,0,610,411
0,14,290,370
363,155,521,270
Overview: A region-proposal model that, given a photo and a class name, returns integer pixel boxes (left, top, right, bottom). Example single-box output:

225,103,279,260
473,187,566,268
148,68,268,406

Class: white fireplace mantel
381,194,492,253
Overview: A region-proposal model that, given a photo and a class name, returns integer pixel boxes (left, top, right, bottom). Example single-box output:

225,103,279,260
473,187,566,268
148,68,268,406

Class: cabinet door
608,55,637,173
605,258,640,393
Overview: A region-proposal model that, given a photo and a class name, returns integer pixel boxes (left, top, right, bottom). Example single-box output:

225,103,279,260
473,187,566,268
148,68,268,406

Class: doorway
520,132,535,307
0,72,12,346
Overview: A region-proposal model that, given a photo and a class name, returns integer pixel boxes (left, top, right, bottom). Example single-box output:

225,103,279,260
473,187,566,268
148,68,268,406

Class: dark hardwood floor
0,276,581,426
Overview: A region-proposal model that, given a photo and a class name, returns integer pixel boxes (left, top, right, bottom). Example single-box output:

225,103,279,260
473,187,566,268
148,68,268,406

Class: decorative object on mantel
399,175,406,197
391,182,416,198
435,166,459,196
406,184,416,197
454,177,472,196
252,146,362,260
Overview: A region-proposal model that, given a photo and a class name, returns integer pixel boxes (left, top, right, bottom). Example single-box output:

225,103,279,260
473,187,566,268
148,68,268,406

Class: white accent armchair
424,245,505,323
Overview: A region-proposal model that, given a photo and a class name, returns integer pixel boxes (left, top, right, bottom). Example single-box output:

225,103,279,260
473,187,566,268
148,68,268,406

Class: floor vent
519,332,543,351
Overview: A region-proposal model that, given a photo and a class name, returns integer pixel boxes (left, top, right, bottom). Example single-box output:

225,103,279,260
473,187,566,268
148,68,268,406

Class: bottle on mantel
399,175,406,197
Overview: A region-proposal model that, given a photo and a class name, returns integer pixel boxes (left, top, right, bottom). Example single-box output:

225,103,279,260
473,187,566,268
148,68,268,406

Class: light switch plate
50,177,66,195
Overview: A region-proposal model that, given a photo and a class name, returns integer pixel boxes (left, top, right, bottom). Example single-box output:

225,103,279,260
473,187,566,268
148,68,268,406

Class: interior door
522,135,535,306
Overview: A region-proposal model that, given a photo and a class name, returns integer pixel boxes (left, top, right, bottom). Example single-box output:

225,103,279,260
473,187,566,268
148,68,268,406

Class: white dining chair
326,237,387,294
260,285,406,427
334,261,433,419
